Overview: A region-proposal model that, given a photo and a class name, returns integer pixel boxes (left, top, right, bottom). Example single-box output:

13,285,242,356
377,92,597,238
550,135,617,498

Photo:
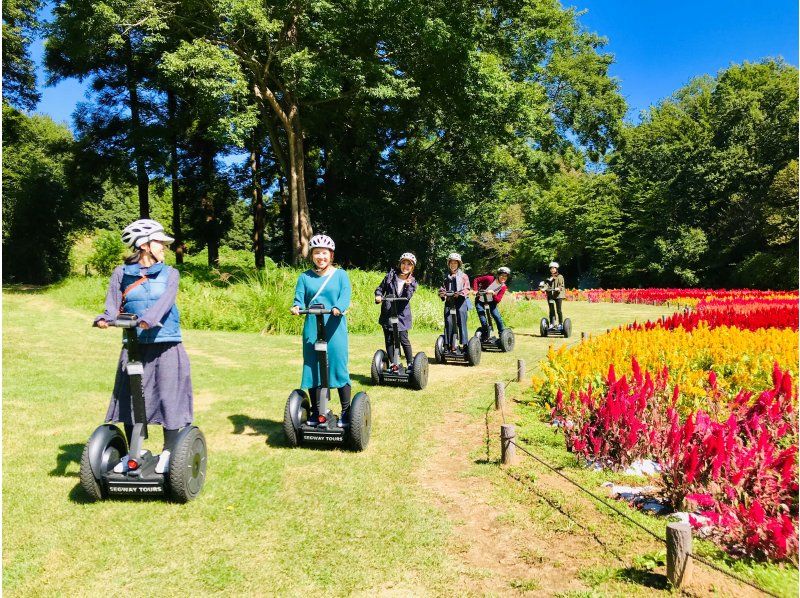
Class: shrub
87,230,126,275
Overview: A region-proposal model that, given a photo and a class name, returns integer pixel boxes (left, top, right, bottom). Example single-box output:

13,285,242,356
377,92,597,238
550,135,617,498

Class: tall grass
48,247,544,334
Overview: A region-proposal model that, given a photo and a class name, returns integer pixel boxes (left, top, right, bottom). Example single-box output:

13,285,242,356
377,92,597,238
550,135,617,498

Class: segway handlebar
381,296,409,303
95,313,140,328
298,307,334,315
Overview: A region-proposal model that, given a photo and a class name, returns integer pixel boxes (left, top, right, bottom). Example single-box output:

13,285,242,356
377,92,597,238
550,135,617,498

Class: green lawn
4,291,795,596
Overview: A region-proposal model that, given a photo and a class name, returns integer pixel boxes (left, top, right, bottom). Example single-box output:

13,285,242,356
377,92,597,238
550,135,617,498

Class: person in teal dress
290,234,353,425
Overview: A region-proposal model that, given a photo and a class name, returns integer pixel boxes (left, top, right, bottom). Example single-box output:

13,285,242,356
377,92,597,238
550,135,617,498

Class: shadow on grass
50,443,85,478
68,483,95,504
228,414,286,447
615,567,669,590
3,284,47,294
349,373,375,387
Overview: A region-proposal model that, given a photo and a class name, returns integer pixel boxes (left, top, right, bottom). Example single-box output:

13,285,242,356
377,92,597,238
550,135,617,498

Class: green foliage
614,59,798,288
2,105,81,283
517,171,623,286
87,230,126,275
48,247,542,334
2,0,42,110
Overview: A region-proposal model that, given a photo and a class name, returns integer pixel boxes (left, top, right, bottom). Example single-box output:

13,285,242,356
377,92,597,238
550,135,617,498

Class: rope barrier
506,437,781,598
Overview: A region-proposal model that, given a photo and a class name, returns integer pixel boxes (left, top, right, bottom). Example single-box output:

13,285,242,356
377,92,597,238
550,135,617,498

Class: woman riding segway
539,261,572,338
86,218,206,501
374,252,418,371
471,266,515,352
290,234,354,426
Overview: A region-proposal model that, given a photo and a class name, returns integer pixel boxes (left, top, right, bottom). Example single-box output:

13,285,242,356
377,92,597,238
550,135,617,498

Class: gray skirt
105,342,194,430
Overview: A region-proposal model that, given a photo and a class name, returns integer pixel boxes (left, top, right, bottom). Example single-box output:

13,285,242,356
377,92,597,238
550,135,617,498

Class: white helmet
121,219,174,249
399,252,417,265
309,234,336,251
447,252,462,264
497,266,511,275
549,261,559,269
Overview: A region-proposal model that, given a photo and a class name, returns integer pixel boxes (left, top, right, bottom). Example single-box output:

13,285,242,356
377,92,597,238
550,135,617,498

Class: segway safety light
127,459,139,470
318,415,327,423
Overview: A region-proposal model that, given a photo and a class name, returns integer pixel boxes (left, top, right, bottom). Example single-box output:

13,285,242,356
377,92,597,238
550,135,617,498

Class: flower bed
534,290,799,561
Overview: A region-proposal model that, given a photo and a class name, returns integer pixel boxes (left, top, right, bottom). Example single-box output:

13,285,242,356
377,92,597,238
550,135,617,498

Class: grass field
3,289,796,596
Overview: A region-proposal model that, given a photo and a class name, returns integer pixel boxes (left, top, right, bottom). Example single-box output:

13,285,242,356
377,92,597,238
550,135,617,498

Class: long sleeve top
375,267,417,330
472,274,508,302
94,264,180,329
439,270,470,299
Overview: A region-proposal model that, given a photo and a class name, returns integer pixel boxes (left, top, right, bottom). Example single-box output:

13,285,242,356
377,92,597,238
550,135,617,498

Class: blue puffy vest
120,262,182,343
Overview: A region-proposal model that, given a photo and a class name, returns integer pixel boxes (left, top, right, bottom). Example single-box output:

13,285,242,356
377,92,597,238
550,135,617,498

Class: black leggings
548,298,564,325
383,328,413,364
309,384,352,415
124,424,179,451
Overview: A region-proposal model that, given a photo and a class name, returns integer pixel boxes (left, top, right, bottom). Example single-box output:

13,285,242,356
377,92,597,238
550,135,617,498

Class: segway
472,290,515,352
434,292,481,366
371,295,429,389
80,314,207,502
283,304,371,451
539,283,572,338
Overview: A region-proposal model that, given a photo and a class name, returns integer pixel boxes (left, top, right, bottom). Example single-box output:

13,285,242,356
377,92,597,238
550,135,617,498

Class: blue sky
30,1,799,127
573,0,799,120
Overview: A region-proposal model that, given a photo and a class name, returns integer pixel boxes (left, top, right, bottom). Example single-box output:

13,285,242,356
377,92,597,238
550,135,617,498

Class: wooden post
501,424,516,465
606,328,611,334
580,331,586,341
516,359,525,383
666,522,693,589
494,382,505,411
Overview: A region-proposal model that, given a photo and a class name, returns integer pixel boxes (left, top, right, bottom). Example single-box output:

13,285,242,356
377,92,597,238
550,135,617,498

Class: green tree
2,0,42,110
2,105,81,283
614,59,798,288
45,0,167,217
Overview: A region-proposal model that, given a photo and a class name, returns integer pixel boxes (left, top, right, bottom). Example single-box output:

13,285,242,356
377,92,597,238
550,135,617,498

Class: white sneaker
113,458,126,473
155,450,171,474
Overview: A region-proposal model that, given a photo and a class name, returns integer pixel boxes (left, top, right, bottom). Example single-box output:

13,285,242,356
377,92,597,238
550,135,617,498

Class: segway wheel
500,329,515,352
168,427,207,503
563,318,572,338
349,392,372,451
466,336,482,366
283,389,309,447
540,317,549,338
434,335,446,364
79,424,127,501
411,352,429,390
371,350,387,385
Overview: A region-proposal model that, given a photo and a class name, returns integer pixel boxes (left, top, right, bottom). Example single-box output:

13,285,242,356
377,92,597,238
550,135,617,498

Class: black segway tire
540,317,549,337
500,328,515,352
349,392,372,451
411,352,429,390
563,318,572,338
466,336,482,366
79,424,127,501
371,350,387,385
168,427,207,503
434,335,446,364
283,390,308,447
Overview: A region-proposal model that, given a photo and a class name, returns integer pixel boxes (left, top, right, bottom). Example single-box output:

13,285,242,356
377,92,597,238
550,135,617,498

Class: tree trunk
279,178,292,263
250,128,265,269
123,36,149,219
200,141,219,267
167,90,184,264
286,115,312,263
